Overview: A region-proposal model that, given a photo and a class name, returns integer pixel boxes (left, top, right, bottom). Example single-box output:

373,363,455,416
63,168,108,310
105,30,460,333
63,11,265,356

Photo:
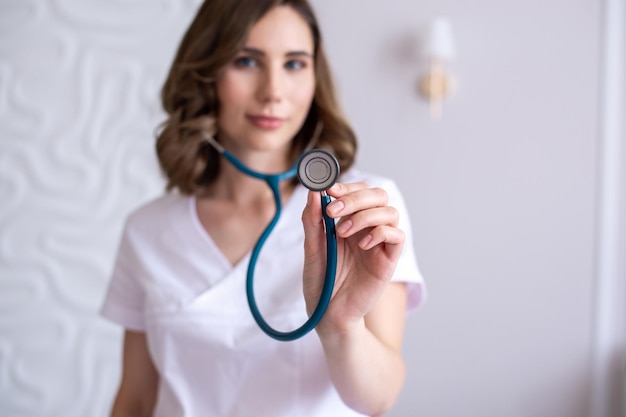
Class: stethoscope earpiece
297,149,340,191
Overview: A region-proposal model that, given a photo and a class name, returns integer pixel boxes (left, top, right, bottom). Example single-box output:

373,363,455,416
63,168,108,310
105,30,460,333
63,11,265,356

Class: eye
234,56,257,68
285,60,306,71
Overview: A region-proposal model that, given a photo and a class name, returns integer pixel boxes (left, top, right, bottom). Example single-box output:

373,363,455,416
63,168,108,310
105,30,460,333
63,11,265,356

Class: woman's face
215,6,316,160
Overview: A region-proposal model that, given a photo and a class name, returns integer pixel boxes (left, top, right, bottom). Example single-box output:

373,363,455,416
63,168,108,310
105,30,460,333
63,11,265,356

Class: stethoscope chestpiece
297,149,340,191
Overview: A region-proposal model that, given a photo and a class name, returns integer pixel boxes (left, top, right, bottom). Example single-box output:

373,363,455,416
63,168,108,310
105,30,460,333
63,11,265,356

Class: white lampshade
421,17,456,61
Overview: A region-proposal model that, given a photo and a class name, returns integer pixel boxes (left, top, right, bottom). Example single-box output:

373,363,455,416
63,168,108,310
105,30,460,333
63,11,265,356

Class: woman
101,1,425,416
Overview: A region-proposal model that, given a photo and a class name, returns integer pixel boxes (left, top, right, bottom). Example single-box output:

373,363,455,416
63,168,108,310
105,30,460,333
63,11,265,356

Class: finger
302,190,322,223
326,182,368,198
325,187,389,219
335,206,400,238
359,225,405,258
301,191,326,256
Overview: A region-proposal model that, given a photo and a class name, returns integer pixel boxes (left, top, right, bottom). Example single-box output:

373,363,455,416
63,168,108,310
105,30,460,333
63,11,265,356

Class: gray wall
0,1,624,417
314,0,622,416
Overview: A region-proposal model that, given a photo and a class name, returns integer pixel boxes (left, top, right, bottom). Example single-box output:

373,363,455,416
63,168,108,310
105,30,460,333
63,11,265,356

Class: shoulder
124,193,190,235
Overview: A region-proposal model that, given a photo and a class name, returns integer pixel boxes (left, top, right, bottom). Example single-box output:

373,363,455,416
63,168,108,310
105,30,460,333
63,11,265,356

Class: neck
206,151,297,206
216,133,295,174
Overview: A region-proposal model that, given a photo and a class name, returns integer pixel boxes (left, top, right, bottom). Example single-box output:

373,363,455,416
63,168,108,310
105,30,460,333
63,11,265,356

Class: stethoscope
203,136,340,341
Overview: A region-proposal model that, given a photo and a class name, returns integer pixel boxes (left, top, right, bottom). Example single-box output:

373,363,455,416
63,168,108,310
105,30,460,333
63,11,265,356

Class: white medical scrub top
101,170,425,417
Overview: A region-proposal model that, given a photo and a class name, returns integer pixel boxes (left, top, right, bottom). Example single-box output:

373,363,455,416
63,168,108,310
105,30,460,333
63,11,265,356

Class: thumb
301,191,326,258
301,191,329,315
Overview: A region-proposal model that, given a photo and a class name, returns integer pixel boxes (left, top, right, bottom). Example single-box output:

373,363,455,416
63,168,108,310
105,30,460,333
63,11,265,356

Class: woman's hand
302,182,410,415
301,182,405,334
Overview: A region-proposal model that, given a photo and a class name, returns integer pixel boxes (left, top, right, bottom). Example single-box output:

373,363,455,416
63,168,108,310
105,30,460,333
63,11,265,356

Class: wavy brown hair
156,0,357,195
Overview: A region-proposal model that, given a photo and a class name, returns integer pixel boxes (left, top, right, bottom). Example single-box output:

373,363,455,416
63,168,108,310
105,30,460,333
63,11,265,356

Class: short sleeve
100,220,146,331
379,178,427,313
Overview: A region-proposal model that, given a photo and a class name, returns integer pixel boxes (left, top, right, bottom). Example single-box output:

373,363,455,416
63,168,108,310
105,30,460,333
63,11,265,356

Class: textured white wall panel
0,1,201,416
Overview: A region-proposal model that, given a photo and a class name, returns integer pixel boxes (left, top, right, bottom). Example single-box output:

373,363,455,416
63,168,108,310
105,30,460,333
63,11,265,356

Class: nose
257,64,284,104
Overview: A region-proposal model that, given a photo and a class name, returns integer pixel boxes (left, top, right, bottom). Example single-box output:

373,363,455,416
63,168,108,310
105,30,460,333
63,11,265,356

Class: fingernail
327,200,344,215
337,220,352,234
359,234,372,249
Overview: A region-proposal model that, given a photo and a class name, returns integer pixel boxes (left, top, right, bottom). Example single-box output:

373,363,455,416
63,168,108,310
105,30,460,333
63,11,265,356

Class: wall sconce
419,17,457,119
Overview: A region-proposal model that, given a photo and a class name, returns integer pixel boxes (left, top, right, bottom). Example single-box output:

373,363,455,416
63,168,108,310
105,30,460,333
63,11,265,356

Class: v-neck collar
188,184,307,272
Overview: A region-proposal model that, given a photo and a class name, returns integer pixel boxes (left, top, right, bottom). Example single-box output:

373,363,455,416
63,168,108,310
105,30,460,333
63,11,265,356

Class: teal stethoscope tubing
218,148,337,342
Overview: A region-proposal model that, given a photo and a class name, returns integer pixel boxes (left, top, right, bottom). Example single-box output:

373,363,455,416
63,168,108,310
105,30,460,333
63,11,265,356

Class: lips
246,115,285,130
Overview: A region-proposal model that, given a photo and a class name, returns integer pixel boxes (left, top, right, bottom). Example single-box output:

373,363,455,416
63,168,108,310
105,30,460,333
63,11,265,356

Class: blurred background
1,0,624,416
